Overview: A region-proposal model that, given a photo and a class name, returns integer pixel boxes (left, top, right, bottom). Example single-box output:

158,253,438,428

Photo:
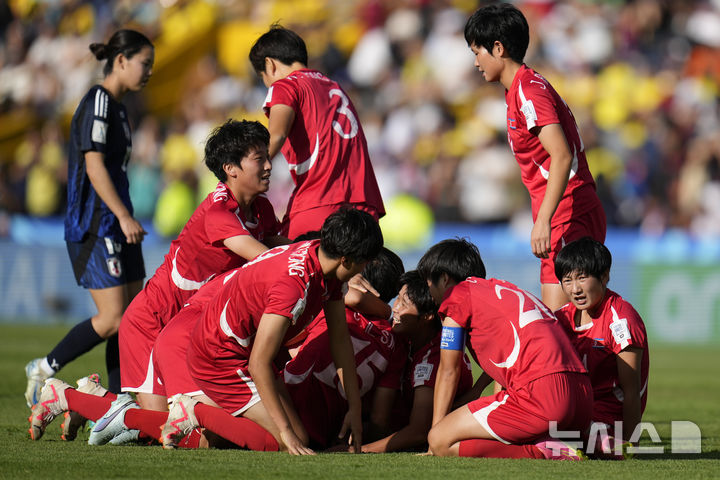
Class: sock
65,389,113,421
176,428,203,449
458,439,545,459
38,358,56,376
46,319,103,372
105,334,121,393
194,403,279,451
124,408,168,441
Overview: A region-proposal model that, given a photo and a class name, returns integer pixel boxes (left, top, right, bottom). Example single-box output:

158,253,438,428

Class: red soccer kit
506,65,605,282
283,309,406,447
439,277,591,443
120,182,279,394
263,69,384,238
188,240,343,415
555,289,649,430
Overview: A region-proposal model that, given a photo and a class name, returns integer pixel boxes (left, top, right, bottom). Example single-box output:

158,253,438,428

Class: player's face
560,270,608,313
238,146,272,194
391,285,421,335
337,258,367,283
470,42,501,83
121,46,154,92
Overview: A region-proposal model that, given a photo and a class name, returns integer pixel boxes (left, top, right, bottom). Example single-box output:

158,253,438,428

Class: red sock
194,403,279,451
176,428,203,449
123,408,168,441
65,389,112,421
458,439,545,459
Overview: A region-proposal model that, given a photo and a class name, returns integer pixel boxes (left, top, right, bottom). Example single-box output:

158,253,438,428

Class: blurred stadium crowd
1,0,719,238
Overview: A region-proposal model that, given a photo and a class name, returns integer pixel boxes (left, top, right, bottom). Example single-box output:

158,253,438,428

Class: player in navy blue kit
25,29,155,408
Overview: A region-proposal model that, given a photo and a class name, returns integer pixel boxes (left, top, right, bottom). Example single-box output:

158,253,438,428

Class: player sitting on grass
358,270,474,453
419,239,593,460
554,237,649,452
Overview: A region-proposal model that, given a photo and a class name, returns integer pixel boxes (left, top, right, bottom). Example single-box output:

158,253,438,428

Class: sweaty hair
464,3,529,64
554,237,612,282
362,247,405,304
400,270,438,321
89,29,153,76
204,119,270,182
417,238,486,284
249,24,308,74
320,207,383,264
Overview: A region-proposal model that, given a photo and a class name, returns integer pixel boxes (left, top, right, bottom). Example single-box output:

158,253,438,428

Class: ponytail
89,29,153,76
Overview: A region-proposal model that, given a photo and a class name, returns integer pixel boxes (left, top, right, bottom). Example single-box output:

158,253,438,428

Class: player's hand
339,410,363,453
119,215,147,244
280,429,315,456
530,220,551,258
347,274,380,297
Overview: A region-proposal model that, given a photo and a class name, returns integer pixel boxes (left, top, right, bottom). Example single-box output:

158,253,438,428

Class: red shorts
153,304,205,398
541,206,607,284
467,372,593,444
119,271,183,394
282,203,381,241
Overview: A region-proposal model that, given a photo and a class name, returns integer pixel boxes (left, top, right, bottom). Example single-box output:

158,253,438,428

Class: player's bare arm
324,298,364,453
263,235,292,248
85,151,146,244
249,312,315,455
223,234,269,262
532,123,573,258
431,317,464,430
267,104,295,159
345,275,392,320
617,346,644,443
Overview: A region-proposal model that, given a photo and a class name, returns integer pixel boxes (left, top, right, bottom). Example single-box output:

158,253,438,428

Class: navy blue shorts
67,234,145,289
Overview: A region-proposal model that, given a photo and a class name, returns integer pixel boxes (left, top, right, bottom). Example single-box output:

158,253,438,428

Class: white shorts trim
471,393,511,444
230,369,261,416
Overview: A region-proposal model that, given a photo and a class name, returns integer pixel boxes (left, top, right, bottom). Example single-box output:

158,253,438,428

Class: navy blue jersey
64,85,133,242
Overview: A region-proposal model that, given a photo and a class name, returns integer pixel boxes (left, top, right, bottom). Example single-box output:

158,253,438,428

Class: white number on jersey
329,89,358,139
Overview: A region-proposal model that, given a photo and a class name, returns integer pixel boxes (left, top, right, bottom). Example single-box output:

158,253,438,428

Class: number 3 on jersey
329,89,358,139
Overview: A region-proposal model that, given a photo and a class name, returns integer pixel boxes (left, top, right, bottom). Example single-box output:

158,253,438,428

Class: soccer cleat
61,374,108,441
535,438,587,461
28,378,71,440
161,394,200,449
88,393,139,446
25,358,51,408
586,431,633,460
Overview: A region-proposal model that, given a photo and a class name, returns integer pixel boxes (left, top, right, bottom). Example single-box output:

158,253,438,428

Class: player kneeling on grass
358,270,474,453
419,239,593,460
554,237,649,453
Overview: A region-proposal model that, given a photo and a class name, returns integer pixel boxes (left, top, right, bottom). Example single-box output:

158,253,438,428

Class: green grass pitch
0,324,718,479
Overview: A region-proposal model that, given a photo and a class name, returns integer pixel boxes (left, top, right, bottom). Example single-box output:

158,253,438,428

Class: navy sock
105,333,121,394
46,318,103,372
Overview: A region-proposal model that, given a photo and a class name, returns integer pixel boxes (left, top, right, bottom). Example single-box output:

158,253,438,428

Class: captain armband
440,326,465,351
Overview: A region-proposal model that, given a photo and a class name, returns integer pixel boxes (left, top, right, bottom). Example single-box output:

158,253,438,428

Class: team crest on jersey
592,338,605,349
106,257,122,278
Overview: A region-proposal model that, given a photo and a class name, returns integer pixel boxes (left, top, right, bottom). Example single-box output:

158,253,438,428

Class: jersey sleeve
78,87,110,155
438,283,472,329
553,306,576,337
518,78,560,131
606,301,647,354
264,274,310,323
204,200,251,245
263,79,300,116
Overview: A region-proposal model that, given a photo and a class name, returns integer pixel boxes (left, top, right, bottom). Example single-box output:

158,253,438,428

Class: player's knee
427,426,449,456
92,312,123,337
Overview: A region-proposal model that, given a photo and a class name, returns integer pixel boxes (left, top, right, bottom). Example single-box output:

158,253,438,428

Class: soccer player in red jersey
554,237,649,446
464,4,606,310
419,239,593,460
119,120,287,411
359,271,474,453
249,25,385,240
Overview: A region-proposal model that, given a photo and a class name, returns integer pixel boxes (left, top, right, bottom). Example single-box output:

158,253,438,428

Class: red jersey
555,289,649,425
439,277,586,391
505,65,601,226
283,309,405,446
263,69,384,218
190,240,343,366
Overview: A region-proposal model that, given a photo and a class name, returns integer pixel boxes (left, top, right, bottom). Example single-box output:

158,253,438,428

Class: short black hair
417,238,486,284
464,3,529,64
320,207,383,264
249,24,308,74
89,29,153,76
400,270,437,320
204,119,269,182
362,247,404,304
554,237,612,282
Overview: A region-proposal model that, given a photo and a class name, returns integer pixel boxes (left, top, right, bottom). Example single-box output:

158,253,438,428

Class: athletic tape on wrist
440,326,465,350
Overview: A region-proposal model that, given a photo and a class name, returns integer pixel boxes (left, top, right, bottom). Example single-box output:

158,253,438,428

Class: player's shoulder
76,84,110,116
604,290,644,324
514,65,554,98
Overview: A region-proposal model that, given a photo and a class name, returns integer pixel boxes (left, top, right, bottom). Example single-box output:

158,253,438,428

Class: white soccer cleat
61,373,108,441
88,393,140,446
535,438,587,461
28,378,71,441
25,358,51,408
161,394,200,449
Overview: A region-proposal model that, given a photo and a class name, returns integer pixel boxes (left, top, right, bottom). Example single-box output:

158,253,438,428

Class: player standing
419,239,593,460
250,25,385,240
464,4,606,310
554,237,649,446
25,30,154,404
